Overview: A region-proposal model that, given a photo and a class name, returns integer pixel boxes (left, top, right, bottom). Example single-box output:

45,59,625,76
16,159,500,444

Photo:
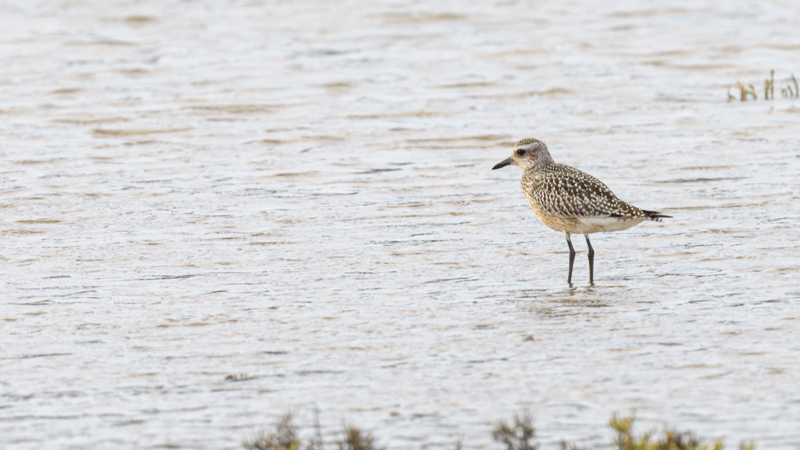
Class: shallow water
1,1,800,448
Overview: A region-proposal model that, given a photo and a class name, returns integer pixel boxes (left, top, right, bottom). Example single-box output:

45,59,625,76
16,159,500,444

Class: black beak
492,157,512,170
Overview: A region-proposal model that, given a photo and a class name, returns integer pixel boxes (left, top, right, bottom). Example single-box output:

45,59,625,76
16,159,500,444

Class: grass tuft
730,70,799,101
244,410,755,450
606,412,753,450
338,425,383,450
492,410,537,450
243,414,304,450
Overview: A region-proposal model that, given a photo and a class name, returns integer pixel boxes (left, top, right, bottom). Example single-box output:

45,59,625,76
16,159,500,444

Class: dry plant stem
314,406,324,450
735,81,756,100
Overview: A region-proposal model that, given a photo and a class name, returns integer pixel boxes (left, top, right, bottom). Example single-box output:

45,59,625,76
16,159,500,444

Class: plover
492,138,669,284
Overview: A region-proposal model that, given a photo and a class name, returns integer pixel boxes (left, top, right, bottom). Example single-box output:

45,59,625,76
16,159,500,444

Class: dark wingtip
643,210,671,219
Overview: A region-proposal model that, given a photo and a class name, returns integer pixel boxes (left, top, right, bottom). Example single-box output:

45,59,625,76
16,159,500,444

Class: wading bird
492,138,670,284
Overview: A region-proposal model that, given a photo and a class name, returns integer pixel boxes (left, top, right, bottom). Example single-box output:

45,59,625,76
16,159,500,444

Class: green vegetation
489,412,756,450
729,70,799,101
606,412,756,450
763,70,774,100
244,414,303,450
244,411,755,450
780,73,799,99
243,413,382,450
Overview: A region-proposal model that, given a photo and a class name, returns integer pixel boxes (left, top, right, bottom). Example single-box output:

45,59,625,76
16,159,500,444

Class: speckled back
521,163,645,219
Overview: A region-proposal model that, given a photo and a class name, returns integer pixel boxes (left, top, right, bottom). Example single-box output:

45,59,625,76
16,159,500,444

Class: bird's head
492,138,554,171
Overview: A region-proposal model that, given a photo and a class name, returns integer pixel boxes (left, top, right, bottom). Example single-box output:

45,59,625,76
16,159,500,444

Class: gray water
1,1,800,448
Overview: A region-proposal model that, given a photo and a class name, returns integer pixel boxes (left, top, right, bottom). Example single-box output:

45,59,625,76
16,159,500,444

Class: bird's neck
526,157,556,173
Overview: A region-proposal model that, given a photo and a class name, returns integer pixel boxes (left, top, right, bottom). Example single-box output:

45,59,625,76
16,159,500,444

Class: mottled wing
529,165,644,218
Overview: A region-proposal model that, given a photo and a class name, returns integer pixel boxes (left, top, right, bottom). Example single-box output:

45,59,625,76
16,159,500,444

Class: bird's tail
643,209,671,222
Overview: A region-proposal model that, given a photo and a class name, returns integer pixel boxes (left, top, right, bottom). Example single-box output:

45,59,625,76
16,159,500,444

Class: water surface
1,1,799,448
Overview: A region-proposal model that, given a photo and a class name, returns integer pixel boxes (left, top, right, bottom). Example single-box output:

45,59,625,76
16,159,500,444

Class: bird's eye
516,149,526,156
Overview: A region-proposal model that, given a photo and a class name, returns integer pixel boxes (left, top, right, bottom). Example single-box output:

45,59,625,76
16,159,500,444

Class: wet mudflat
1,1,799,449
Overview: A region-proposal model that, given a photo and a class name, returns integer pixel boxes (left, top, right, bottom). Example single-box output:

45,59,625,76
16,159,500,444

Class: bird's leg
564,232,575,284
585,234,594,284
